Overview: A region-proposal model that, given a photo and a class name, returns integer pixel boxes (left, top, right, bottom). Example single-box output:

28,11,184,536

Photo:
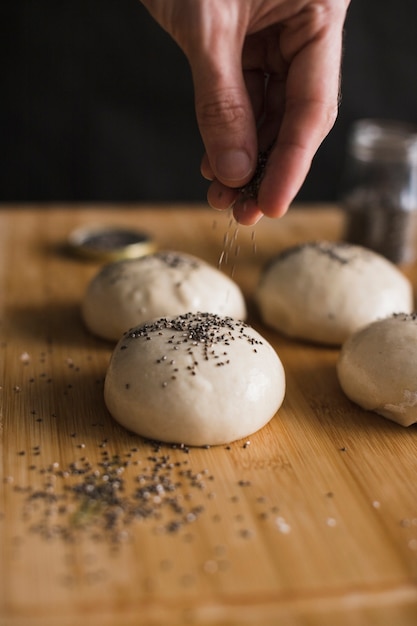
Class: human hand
140,0,350,225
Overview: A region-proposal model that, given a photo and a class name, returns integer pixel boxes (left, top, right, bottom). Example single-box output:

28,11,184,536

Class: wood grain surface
1,204,417,626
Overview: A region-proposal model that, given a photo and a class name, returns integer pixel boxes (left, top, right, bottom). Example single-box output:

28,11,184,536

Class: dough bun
256,241,413,345
337,314,417,427
104,312,286,446
82,250,247,341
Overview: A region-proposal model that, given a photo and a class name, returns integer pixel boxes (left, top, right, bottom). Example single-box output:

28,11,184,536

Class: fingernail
215,150,252,183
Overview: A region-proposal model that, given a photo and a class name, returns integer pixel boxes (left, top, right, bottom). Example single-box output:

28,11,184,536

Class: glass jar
341,119,417,263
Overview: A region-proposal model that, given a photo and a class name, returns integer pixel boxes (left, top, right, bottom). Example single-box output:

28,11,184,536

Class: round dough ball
82,250,247,341
337,314,417,427
104,312,286,446
255,241,413,345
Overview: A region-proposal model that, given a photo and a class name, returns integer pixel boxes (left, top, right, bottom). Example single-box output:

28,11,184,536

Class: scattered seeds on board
13,440,217,544
2,341,299,590
7,431,290,553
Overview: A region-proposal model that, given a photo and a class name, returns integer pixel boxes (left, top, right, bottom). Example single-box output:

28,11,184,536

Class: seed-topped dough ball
82,250,247,341
104,312,286,446
255,241,413,346
337,314,417,427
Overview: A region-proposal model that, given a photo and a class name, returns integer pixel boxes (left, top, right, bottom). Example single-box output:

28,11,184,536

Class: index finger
238,11,345,221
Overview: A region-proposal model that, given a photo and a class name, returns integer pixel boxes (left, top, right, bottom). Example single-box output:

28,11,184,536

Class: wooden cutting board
1,204,417,626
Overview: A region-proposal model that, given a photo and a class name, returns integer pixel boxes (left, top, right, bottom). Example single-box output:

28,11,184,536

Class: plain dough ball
104,312,286,446
82,250,247,341
337,314,417,427
255,241,413,345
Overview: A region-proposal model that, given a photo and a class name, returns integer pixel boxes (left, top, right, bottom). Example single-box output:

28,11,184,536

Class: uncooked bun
104,312,285,446
82,251,247,341
256,241,413,345
337,314,417,427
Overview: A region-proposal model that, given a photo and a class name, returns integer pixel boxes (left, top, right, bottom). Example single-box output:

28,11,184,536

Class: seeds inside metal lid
68,225,156,261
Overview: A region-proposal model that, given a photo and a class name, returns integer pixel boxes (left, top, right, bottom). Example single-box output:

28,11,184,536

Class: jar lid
68,225,156,261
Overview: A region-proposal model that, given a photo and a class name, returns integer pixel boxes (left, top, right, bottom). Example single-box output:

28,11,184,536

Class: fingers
188,25,259,189
256,11,345,219
143,0,348,226
258,100,336,219
205,172,264,225
207,178,266,226
207,179,239,211
194,82,255,187
233,199,264,225
198,63,271,222
197,10,344,224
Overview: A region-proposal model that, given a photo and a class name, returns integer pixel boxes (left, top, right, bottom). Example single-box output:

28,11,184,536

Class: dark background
1,0,416,204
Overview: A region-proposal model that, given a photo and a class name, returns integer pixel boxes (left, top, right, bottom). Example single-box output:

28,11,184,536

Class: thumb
189,46,257,187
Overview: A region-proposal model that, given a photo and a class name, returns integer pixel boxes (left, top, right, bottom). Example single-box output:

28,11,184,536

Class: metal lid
68,225,156,261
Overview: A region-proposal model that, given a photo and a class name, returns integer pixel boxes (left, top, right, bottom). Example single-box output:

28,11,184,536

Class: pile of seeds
125,312,263,357
116,312,265,393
